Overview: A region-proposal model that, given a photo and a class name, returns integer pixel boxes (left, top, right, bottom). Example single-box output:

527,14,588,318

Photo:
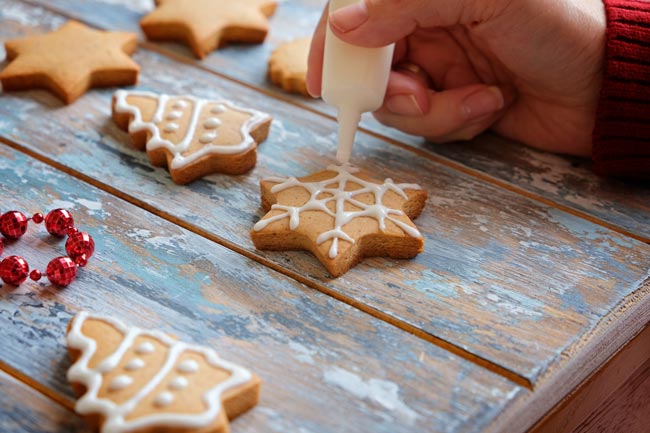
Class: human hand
306,0,606,156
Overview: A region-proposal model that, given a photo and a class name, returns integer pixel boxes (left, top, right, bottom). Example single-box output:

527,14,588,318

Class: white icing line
113,90,271,171
253,164,423,258
67,311,253,433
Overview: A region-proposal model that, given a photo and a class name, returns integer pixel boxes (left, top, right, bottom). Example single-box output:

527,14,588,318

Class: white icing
124,358,145,371
109,375,133,391
199,132,217,144
67,311,252,433
203,118,221,129
173,100,188,109
167,111,183,120
177,360,199,374
210,104,226,114
253,164,423,258
169,377,189,390
113,90,271,170
135,342,155,355
163,123,179,133
154,391,174,408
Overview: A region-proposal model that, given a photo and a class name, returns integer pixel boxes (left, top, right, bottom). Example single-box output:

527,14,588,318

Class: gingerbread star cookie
251,165,428,276
140,0,278,59
67,311,260,433
268,37,311,96
0,21,138,104
112,90,272,184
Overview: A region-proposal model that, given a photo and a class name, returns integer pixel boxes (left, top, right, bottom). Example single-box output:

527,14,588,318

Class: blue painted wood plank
0,371,91,433
0,144,525,433
22,0,650,241
1,1,649,388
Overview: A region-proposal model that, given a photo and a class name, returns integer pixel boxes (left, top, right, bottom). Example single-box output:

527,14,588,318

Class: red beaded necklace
0,209,95,287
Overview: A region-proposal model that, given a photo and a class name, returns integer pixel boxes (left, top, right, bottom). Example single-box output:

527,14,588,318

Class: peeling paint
323,366,420,425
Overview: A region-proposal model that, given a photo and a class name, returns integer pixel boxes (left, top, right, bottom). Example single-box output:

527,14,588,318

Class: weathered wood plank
0,371,91,433
0,145,525,433
1,1,649,387
20,0,650,241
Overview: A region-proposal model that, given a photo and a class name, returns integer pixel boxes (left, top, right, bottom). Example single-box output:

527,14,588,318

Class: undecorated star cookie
251,164,427,276
67,311,260,433
140,0,278,59
0,21,138,104
112,90,272,184
268,37,311,96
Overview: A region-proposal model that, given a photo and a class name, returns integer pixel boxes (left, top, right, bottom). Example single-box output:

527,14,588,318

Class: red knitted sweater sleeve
593,0,650,179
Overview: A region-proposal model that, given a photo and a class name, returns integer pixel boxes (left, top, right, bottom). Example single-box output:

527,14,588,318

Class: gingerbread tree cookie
268,37,311,96
112,90,272,184
251,165,427,276
67,311,260,433
140,0,278,59
0,21,138,104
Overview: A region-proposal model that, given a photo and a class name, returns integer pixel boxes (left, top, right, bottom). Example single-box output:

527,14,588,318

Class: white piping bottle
321,0,395,164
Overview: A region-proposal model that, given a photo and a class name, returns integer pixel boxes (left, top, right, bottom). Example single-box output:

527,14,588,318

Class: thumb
329,0,482,47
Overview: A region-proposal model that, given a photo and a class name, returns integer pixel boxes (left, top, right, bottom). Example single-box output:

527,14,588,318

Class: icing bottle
321,0,395,163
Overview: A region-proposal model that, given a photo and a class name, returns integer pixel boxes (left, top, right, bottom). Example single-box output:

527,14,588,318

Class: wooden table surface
0,1,649,432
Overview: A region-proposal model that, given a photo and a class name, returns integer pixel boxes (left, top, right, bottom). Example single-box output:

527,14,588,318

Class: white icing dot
167,111,183,120
164,123,179,133
109,375,133,391
124,358,145,371
168,376,189,390
154,391,174,407
177,360,199,373
199,132,217,144
210,104,226,114
203,117,221,129
135,342,155,354
173,100,188,109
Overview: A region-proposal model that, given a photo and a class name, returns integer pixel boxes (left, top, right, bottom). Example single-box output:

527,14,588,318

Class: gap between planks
0,135,534,391
15,0,650,247
0,359,76,411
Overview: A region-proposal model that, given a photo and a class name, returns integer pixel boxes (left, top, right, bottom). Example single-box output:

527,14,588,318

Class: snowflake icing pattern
253,164,423,258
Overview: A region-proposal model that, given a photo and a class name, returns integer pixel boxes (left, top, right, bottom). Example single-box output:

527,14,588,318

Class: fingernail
386,94,424,116
462,86,504,120
330,1,369,33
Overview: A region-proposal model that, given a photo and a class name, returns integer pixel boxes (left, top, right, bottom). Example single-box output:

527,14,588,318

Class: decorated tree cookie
67,311,260,433
112,90,272,184
251,165,428,276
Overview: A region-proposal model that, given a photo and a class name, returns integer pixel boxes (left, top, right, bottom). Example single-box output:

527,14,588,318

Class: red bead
29,269,42,281
0,256,29,286
65,231,95,262
44,209,74,237
31,213,44,224
0,211,29,239
0,238,3,256
74,254,88,267
46,257,77,287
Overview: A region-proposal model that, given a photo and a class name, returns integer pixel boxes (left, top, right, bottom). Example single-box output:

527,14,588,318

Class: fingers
375,84,508,142
329,0,488,47
306,4,329,97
